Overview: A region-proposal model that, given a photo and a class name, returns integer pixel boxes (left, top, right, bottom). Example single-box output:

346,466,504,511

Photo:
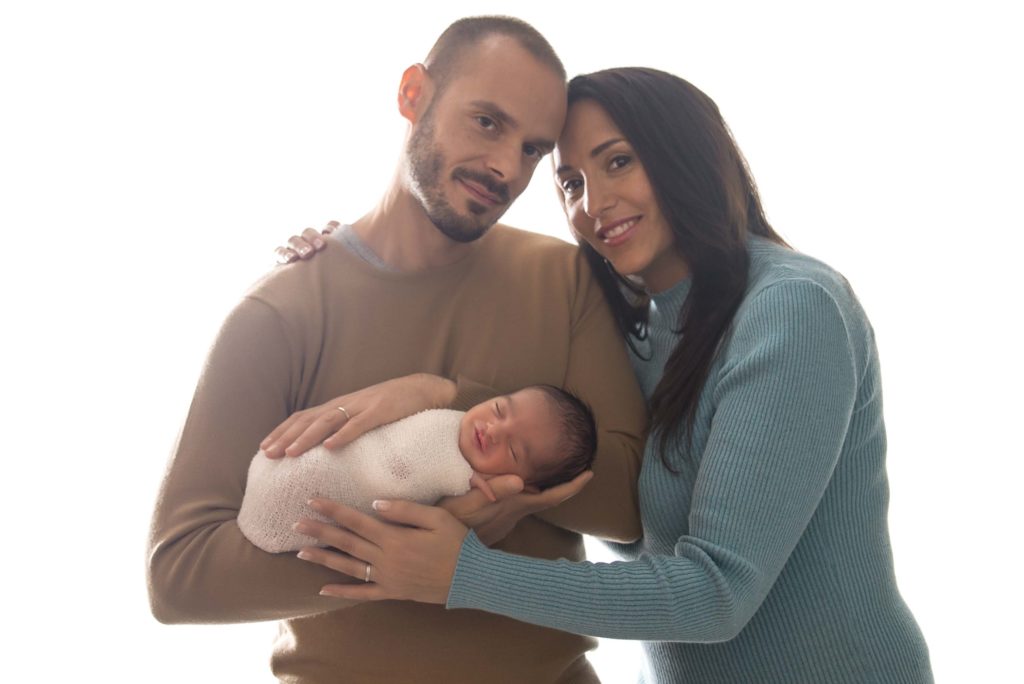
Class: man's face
405,36,567,242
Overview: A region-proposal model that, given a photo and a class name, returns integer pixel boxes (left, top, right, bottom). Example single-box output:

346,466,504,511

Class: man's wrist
419,373,456,407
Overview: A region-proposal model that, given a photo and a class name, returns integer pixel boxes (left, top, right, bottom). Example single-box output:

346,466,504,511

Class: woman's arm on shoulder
274,221,337,264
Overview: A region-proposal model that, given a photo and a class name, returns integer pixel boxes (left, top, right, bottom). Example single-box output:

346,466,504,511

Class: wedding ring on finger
336,406,351,421
364,563,373,583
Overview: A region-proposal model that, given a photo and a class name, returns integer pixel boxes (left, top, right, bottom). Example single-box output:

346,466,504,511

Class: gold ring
364,563,372,583
337,406,351,421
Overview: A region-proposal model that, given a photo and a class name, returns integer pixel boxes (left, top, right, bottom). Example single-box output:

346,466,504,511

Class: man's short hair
424,16,566,93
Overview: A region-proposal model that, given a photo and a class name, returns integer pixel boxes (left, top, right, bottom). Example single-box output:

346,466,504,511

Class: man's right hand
260,373,457,458
274,220,338,264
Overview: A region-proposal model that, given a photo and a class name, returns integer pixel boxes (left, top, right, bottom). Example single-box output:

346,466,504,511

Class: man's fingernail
372,500,390,512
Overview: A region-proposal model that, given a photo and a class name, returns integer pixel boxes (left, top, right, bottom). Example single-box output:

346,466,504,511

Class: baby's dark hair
528,384,598,491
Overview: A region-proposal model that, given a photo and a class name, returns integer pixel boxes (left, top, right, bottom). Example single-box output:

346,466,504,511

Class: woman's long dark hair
567,68,787,466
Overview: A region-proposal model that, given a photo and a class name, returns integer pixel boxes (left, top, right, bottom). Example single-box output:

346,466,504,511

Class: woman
280,68,933,683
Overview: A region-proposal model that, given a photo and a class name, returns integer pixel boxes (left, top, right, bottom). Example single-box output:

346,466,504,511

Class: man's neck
351,170,479,273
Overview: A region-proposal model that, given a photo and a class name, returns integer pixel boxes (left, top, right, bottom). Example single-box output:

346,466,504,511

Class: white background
1,1,1020,682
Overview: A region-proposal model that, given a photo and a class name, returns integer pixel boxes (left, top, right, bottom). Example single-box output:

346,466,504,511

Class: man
147,16,646,683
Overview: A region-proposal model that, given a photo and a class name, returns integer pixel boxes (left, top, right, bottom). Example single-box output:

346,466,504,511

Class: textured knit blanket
238,409,471,552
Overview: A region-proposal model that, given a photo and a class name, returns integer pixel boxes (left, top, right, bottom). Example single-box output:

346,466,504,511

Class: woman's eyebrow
555,137,626,175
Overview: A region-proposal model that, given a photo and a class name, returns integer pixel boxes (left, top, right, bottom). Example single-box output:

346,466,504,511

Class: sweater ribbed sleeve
449,278,857,641
448,239,932,683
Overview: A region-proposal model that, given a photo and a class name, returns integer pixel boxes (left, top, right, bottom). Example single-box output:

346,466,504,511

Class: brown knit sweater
147,224,647,683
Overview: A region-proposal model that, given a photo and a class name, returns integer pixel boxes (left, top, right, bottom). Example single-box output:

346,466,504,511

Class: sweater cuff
446,531,494,610
449,375,499,412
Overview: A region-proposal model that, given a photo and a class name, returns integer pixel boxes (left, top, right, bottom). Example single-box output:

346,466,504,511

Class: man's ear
397,63,435,124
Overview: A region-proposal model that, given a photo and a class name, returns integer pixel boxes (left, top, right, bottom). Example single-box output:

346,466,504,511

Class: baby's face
458,388,562,483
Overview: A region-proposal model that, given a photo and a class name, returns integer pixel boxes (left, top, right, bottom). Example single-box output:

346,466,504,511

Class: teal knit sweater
448,237,932,683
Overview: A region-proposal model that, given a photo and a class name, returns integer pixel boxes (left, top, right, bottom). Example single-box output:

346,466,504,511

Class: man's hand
275,220,337,264
260,373,457,458
439,471,593,545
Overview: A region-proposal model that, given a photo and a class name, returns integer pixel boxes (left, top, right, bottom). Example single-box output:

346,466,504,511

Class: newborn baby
238,384,596,552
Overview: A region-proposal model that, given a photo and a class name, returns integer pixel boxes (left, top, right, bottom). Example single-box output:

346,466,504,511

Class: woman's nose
583,182,614,219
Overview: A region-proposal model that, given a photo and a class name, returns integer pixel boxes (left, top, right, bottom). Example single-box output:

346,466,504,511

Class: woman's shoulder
745,236,863,316
741,235,876,358
747,235,846,287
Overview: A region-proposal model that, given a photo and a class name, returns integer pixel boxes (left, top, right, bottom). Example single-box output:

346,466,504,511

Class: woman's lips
596,217,641,247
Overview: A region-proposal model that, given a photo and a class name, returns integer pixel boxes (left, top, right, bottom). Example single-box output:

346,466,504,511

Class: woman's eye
610,154,631,170
561,178,582,195
523,144,540,159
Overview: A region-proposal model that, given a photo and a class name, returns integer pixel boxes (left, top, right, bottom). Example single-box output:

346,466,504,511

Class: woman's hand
274,220,337,264
439,470,593,545
260,373,457,458
295,498,468,604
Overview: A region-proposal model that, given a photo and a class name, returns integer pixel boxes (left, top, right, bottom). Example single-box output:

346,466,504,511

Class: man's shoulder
486,224,576,254
480,224,583,275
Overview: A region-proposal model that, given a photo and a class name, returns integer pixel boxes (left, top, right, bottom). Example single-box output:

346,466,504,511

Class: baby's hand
468,472,498,503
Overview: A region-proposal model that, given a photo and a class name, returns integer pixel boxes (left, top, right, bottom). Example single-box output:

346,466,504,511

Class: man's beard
405,113,511,244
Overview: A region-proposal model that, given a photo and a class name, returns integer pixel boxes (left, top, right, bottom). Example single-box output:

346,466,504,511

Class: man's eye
477,116,497,130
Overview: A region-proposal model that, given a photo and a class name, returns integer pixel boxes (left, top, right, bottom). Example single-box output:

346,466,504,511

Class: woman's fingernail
297,550,312,561
372,500,390,512
314,238,325,249
293,521,312,534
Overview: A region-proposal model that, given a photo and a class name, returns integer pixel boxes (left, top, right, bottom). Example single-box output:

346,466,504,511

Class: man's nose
486,143,521,183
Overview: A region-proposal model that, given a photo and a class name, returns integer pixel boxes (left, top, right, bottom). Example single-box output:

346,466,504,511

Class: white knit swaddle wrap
238,409,471,553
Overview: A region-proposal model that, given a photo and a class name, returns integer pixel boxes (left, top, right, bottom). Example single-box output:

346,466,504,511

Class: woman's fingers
295,513,380,560
296,545,369,579
274,246,298,264
369,499,453,531
300,227,326,251
309,498,393,543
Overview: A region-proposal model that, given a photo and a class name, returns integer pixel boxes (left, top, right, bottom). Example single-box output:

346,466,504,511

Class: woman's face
554,99,689,293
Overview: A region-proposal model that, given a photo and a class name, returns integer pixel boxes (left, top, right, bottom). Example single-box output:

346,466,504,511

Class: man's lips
596,216,642,245
458,178,504,207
